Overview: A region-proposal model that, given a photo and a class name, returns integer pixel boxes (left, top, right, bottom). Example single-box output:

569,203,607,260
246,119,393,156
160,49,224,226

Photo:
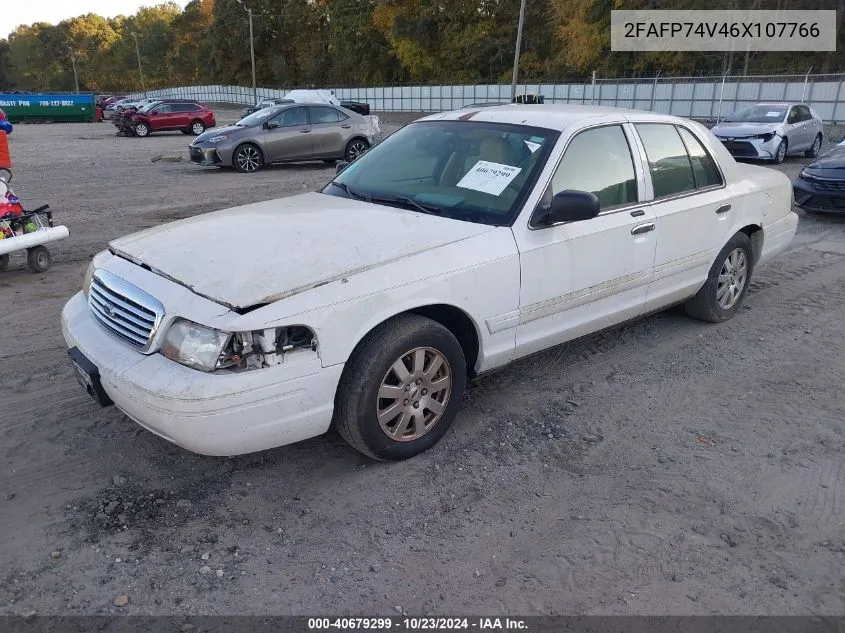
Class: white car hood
109,192,493,311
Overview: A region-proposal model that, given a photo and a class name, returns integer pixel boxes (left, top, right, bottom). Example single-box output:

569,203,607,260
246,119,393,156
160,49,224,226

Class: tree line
1,0,843,94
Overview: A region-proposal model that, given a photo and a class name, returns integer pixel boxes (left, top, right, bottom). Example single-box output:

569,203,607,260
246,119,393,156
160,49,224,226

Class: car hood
108,192,494,311
710,122,780,137
806,146,845,170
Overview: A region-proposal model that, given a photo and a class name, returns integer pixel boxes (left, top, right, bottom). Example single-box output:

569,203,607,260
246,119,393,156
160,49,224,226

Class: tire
26,246,52,273
333,314,467,461
134,122,150,137
190,120,206,135
0,253,9,271
232,143,263,173
773,138,787,164
805,134,822,158
181,130,193,135
323,159,337,165
344,138,369,163
684,232,753,323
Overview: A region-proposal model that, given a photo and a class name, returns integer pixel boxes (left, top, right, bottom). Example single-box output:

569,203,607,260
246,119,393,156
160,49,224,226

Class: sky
2,0,192,39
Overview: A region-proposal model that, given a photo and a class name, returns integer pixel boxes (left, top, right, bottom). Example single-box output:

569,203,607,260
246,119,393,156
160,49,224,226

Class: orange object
0,131,10,169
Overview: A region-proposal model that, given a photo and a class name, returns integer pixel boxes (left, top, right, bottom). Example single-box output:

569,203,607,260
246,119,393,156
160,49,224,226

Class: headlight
756,132,776,142
82,261,95,296
799,169,810,181
206,135,228,144
161,319,232,372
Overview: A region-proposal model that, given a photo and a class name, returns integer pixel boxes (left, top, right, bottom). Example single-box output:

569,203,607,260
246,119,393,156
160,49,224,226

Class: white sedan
62,105,798,460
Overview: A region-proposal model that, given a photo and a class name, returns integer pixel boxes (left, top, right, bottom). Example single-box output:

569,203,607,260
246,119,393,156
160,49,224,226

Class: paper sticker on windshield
457,161,522,196
524,140,542,153
766,111,782,117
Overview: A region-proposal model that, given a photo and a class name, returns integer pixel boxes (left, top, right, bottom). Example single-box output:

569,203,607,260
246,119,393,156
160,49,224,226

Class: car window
310,106,340,124
549,125,637,210
153,104,171,114
787,106,801,124
676,127,723,189
280,107,307,127
635,123,697,198
797,105,813,122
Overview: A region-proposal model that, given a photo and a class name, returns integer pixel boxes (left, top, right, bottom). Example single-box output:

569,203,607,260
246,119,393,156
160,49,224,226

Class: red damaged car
131,101,216,137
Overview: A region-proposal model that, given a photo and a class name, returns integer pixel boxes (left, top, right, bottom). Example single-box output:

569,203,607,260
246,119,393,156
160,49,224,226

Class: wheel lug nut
416,379,422,385
421,389,428,396
404,385,410,391
413,401,420,408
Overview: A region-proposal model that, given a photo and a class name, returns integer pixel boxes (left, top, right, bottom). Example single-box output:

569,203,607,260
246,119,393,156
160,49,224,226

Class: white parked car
62,105,798,460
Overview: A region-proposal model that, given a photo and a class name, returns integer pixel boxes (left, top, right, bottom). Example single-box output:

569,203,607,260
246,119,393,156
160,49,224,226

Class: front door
264,106,313,162
513,123,656,358
785,105,810,151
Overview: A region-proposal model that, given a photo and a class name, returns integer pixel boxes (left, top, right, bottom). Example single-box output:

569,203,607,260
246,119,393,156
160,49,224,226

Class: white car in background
62,105,797,461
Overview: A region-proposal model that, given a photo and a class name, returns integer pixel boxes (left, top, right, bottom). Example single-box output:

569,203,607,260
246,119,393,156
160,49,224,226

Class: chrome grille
88,269,164,351
802,174,845,191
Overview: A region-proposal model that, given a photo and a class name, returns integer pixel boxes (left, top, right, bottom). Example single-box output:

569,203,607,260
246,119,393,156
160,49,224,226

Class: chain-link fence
129,71,845,122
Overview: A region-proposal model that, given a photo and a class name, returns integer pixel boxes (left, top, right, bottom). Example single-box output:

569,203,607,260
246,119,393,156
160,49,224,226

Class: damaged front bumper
188,145,222,166
713,134,782,160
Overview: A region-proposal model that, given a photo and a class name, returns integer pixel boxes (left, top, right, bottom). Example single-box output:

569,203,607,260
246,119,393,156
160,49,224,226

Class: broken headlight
161,319,232,372
160,320,317,373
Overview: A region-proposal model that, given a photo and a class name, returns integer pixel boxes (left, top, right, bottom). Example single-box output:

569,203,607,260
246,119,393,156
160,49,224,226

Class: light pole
131,32,146,96
236,0,258,104
69,48,80,93
510,0,527,102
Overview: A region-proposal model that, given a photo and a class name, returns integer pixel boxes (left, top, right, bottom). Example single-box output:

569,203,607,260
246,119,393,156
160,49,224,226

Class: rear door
263,106,313,162
170,103,194,129
631,122,734,311
307,106,348,158
797,104,820,148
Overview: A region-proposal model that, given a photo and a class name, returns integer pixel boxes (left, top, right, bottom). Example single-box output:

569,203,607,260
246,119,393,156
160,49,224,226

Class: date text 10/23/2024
307,618,528,631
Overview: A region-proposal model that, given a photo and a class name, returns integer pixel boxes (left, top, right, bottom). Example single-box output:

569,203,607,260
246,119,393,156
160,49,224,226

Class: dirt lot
0,111,843,617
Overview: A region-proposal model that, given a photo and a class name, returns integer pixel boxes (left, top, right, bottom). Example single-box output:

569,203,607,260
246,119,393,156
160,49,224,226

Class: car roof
418,104,670,131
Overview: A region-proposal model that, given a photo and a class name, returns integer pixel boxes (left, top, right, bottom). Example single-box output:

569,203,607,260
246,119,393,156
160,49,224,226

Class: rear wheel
190,120,206,135
134,122,150,137
334,314,467,461
344,138,369,163
233,143,263,173
0,253,9,271
26,246,51,273
684,232,753,323
805,134,822,158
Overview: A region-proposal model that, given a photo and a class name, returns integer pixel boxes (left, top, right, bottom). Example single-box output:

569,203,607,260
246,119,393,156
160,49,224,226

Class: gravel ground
0,111,844,617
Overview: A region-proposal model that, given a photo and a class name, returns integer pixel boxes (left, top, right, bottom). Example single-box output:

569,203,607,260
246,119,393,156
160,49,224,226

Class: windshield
321,120,559,226
724,105,787,123
237,106,282,127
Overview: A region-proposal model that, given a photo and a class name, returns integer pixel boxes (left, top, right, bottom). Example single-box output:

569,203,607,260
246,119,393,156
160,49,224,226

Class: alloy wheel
192,122,204,135
135,124,149,137
236,147,260,172
776,142,786,162
716,247,748,310
348,141,368,161
376,347,452,442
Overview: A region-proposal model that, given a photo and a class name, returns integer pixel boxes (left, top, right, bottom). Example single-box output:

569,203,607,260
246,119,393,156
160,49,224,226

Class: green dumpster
0,93,96,123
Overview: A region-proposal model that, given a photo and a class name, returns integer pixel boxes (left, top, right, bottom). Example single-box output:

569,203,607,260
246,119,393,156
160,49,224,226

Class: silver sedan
188,103,379,173
710,102,824,164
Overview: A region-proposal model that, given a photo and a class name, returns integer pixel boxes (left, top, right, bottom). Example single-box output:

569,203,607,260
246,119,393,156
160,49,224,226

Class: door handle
630,209,645,217
300,128,311,133
341,124,351,129
715,204,731,214
631,222,655,235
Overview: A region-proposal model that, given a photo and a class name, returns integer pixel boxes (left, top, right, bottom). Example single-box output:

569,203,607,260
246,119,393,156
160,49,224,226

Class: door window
549,125,638,210
279,107,307,127
676,127,723,189
787,106,801,124
310,106,340,124
153,104,171,114
796,105,813,122
635,123,696,198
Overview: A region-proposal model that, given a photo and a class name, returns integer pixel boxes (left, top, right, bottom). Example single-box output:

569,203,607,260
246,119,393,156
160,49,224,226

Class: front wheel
0,253,9,271
333,314,467,461
773,138,787,164
232,144,263,173
134,122,150,137
344,138,369,163
805,134,822,158
27,246,52,273
190,120,206,135
684,232,753,323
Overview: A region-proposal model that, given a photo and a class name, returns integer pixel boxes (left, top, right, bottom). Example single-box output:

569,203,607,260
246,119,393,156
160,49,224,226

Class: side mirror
336,161,349,175
264,121,280,129
533,190,600,227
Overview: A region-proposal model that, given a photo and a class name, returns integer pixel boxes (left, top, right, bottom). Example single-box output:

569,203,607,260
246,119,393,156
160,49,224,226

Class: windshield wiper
371,195,442,216
331,181,371,202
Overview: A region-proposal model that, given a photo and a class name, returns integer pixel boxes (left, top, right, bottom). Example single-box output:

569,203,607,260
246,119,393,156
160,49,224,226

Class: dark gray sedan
188,103,380,173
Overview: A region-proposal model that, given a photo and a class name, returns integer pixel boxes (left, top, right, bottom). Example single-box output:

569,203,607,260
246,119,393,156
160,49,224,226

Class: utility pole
131,32,146,96
510,0,527,102
69,49,79,93
248,7,257,104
